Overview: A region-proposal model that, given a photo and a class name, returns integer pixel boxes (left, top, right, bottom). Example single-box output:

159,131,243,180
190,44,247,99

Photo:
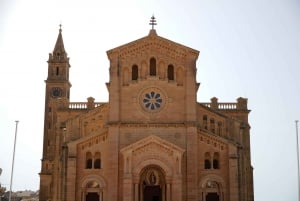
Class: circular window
143,91,162,110
139,87,166,113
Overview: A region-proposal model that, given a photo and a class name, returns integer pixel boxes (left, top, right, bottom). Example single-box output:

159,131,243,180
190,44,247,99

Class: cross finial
59,23,62,32
149,15,157,30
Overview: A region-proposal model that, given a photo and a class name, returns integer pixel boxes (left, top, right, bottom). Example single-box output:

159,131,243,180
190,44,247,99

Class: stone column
228,145,239,201
171,175,184,201
122,177,133,201
66,156,76,201
81,191,85,201
134,183,139,201
166,183,171,201
186,126,198,201
162,184,165,201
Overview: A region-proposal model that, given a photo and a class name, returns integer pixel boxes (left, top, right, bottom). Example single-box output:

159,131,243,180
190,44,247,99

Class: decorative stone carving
198,132,227,151
120,135,185,175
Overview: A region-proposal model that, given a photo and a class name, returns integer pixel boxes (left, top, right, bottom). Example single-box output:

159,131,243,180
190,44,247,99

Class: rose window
143,91,162,110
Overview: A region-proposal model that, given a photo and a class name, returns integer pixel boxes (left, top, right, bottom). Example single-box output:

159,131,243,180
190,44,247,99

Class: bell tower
46,25,71,101
39,25,71,201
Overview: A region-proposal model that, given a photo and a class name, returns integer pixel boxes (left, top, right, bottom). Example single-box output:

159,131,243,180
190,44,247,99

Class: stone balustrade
202,102,237,110
201,97,248,110
68,102,103,110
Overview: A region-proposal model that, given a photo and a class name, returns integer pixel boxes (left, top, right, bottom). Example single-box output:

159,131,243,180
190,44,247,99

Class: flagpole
8,121,19,201
296,120,300,201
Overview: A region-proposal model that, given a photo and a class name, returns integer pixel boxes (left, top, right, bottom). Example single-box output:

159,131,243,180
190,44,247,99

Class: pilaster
186,126,198,201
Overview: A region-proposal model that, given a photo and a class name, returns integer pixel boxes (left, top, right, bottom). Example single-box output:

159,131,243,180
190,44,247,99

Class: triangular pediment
107,30,199,62
120,135,185,156
120,135,185,176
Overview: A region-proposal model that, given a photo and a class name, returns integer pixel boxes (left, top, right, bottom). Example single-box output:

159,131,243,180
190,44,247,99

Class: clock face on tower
139,87,167,113
51,87,63,98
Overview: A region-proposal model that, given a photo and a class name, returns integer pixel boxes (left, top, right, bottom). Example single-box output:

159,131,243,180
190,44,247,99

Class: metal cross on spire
149,15,157,30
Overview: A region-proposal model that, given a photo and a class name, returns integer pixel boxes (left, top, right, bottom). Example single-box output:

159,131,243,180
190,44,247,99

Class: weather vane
149,15,157,30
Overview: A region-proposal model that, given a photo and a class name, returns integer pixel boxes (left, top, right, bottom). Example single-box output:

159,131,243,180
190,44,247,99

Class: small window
205,160,211,169
132,65,138,80
56,67,59,76
167,65,174,80
203,115,208,129
213,152,220,169
86,159,92,169
210,118,215,133
150,58,156,76
86,152,93,169
213,160,219,169
94,159,101,169
94,152,101,169
204,152,211,169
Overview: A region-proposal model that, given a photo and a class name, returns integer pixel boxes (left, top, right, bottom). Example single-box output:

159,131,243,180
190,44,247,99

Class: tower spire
52,24,67,60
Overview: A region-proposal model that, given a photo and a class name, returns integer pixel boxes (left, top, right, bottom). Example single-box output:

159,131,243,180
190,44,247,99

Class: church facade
39,22,254,201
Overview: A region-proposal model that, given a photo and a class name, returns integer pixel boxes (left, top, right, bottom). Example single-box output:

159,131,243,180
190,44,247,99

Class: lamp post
296,120,300,201
8,121,19,201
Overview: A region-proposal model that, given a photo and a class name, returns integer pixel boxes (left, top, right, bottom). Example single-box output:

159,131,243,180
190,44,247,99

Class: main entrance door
86,192,99,201
206,192,219,201
140,165,165,201
144,185,161,201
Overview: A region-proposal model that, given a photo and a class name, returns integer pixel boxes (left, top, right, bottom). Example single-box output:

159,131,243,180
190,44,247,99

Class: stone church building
39,20,254,201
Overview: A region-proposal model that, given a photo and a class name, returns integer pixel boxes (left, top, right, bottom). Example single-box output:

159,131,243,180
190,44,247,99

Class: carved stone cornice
79,133,108,151
118,122,186,128
107,34,199,63
198,131,228,151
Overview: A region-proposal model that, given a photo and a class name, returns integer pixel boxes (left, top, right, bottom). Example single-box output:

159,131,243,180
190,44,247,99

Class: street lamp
8,121,19,201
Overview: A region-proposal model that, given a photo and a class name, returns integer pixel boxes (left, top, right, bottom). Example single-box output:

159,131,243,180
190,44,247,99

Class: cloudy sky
1,0,300,200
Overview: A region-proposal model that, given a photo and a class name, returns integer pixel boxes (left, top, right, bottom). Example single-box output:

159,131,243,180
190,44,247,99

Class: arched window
56,67,59,76
94,152,101,169
203,115,208,129
86,152,93,169
167,64,174,80
168,64,174,80
132,65,138,80
210,118,215,133
150,58,156,76
213,152,219,169
204,152,211,169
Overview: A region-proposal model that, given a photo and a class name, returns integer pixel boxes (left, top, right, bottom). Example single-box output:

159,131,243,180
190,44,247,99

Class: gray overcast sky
0,0,300,200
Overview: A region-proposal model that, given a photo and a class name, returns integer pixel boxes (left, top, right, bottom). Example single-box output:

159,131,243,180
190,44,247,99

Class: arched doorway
199,175,225,201
140,165,166,201
206,192,219,201
203,180,221,201
81,178,105,201
86,192,99,201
